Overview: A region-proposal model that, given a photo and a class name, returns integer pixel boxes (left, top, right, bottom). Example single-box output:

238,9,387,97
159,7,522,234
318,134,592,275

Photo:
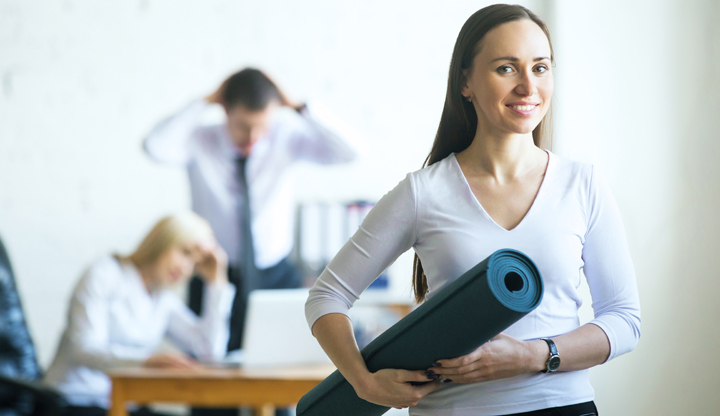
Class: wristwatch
540,338,560,373
295,102,308,114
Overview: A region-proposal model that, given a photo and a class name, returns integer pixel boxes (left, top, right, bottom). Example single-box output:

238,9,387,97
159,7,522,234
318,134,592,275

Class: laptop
240,288,332,368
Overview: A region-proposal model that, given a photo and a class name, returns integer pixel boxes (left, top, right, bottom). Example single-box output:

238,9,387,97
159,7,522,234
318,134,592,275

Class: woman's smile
506,101,540,116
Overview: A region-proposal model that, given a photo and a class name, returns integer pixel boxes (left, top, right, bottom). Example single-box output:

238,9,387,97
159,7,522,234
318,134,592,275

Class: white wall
551,0,720,414
2,0,718,414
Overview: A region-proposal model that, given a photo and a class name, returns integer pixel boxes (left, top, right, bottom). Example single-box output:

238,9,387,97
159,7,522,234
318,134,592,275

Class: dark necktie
236,157,258,297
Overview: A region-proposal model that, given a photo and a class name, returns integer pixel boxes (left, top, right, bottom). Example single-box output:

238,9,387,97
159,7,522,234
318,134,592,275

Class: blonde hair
124,212,214,268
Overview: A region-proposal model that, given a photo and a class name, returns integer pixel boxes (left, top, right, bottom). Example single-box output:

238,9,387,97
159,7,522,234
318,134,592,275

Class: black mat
297,248,544,416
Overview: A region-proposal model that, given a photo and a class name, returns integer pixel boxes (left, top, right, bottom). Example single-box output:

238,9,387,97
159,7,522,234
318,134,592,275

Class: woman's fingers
145,354,199,370
433,333,512,370
357,369,441,408
429,341,495,383
197,244,229,284
429,333,535,383
196,241,227,267
414,378,443,395
394,369,436,383
434,345,486,371
168,355,199,370
211,243,228,268
174,356,200,369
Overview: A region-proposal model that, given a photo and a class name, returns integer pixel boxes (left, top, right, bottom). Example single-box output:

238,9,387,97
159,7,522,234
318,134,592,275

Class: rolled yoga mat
296,248,544,416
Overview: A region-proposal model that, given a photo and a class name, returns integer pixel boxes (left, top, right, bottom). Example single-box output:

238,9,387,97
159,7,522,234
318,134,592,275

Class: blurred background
1,0,719,414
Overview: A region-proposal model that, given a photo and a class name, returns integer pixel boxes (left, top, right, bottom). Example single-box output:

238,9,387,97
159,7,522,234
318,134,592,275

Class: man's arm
143,99,210,165
285,101,367,164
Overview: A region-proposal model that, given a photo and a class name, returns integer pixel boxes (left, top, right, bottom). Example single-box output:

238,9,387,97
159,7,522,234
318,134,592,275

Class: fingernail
442,378,453,383
432,362,442,367
424,370,439,380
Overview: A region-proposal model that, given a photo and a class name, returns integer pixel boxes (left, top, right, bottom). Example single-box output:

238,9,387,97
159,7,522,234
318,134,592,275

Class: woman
44,213,235,415
305,4,640,416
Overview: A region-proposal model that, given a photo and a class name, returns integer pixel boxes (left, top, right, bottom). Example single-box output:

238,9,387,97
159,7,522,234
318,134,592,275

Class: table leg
108,380,129,416
254,403,276,416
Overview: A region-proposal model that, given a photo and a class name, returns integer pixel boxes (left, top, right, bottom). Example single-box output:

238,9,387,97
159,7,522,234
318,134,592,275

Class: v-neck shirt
456,151,549,232
305,151,641,415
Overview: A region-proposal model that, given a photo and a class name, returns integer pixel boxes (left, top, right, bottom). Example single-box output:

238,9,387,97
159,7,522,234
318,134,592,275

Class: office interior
1,0,719,415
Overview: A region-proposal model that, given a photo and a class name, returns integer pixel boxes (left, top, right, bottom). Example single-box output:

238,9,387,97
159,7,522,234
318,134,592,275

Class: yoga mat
296,248,543,416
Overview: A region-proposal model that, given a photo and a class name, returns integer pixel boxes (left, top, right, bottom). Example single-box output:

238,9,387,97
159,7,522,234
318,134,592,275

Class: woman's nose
514,70,537,97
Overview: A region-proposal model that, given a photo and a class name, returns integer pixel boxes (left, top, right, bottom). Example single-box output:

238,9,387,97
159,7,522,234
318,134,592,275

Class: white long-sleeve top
43,255,236,408
143,100,365,269
305,151,641,415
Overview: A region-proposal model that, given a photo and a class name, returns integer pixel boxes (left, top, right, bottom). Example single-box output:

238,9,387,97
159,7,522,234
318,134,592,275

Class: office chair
0,235,65,416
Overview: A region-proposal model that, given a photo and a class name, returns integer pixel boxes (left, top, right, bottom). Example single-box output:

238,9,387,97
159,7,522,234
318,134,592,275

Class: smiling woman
418,7,556,300
305,4,640,416
42,213,235,416
464,19,553,137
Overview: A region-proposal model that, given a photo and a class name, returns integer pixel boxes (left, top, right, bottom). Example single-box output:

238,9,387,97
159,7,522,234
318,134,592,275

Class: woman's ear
460,69,472,101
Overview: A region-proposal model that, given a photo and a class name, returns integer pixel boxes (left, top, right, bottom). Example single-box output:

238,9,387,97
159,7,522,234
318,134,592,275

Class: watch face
548,356,561,372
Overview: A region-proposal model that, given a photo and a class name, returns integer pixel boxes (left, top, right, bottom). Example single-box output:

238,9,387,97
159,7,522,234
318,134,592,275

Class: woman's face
463,19,553,137
153,244,200,288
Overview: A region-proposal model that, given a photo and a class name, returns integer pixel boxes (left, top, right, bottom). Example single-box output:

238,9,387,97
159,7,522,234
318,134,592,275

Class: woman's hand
429,333,544,383
144,353,199,370
354,369,442,409
311,314,439,410
193,241,228,285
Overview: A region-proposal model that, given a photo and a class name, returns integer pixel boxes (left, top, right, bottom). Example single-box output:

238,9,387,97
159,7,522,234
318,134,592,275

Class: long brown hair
412,4,554,303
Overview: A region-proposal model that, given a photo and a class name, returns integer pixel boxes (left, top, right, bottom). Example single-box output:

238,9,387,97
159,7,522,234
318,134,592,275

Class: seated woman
43,213,235,416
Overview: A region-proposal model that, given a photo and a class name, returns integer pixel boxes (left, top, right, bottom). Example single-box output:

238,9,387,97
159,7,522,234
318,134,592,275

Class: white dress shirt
306,151,641,415
43,255,236,408
144,100,364,269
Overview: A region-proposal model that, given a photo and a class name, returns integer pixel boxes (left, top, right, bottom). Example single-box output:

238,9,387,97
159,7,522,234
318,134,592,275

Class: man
144,67,364,352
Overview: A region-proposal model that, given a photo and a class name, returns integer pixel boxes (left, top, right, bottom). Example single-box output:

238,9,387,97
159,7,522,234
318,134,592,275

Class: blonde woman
44,213,235,416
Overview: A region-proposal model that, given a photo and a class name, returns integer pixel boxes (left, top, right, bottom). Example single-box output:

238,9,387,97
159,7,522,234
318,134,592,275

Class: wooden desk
108,364,335,416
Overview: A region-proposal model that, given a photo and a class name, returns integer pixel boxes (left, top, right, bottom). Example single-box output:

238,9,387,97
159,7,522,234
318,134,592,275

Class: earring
466,96,472,102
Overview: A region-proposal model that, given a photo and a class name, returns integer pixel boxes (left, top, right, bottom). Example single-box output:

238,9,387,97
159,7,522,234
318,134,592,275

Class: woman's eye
534,65,549,73
496,65,513,74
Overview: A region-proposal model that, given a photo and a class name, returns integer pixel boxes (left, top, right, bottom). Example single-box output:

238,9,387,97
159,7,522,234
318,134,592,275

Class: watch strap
540,338,559,373
541,337,558,355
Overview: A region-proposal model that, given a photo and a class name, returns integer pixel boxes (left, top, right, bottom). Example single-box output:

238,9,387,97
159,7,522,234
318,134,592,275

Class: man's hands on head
206,71,304,111
205,79,228,106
